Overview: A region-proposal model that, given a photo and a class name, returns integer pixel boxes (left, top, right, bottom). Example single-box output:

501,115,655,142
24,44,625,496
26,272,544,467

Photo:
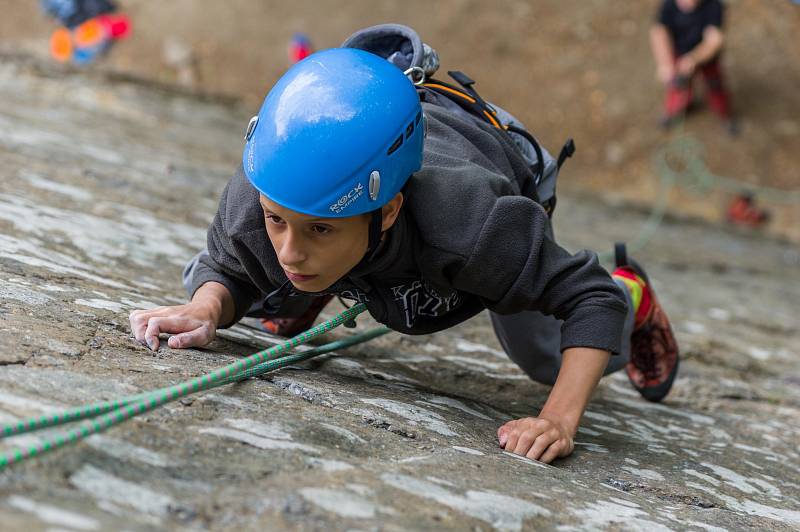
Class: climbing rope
0,304,390,470
598,109,800,262
656,131,800,204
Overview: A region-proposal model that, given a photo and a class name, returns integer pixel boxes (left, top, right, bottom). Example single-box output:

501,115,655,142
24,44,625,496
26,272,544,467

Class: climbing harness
0,304,390,470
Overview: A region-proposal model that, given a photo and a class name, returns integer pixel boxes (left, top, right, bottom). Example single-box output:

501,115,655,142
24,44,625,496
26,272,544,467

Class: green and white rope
0,304,386,470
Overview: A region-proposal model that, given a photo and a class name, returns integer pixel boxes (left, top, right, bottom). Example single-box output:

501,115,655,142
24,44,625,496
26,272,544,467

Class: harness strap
421,73,545,183
447,71,495,115
420,71,575,218
421,78,503,128
505,124,545,187
557,138,576,169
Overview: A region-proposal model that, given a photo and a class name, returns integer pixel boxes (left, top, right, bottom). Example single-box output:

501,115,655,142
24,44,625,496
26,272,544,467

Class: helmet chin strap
342,209,384,290
364,209,384,262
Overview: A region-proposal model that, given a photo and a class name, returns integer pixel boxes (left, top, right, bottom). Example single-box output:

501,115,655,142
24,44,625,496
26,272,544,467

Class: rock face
0,58,799,531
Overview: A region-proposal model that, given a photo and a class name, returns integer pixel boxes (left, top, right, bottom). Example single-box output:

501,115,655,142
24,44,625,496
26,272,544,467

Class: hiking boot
613,243,679,402
260,295,334,337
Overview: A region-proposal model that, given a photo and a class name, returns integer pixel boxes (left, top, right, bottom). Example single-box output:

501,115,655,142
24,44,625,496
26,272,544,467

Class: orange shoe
50,28,73,62
613,243,679,402
260,295,334,337
73,18,107,49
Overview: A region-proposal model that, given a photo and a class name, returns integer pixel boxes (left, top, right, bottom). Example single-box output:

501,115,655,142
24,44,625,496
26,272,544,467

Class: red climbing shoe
260,295,334,337
726,193,769,228
613,243,679,402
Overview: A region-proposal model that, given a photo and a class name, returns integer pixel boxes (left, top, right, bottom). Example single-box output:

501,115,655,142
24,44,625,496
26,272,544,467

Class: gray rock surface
0,57,798,531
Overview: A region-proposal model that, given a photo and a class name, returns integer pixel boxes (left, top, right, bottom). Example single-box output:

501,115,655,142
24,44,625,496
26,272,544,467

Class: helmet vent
386,134,403,156
369,171,381,200
244,116,259,141
405,121,414,139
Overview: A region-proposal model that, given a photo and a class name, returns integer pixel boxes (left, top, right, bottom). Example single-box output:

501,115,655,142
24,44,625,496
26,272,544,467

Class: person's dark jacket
657,0,724,57
189,102,629,355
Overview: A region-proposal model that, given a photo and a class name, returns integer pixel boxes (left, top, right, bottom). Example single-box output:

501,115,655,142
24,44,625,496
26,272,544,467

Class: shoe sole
615,242,680,403
637,355,679,402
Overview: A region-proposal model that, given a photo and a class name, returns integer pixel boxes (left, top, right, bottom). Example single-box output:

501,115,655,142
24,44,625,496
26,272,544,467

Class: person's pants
664,56,732,119
488,288,633,385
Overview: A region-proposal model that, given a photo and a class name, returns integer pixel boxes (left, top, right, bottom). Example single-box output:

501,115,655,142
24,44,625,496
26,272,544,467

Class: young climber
42,0,130,65
130,25,679,464
650,0,737,133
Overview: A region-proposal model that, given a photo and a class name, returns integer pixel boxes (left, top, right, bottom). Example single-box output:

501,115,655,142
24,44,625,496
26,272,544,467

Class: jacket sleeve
707,0,723,29
187,181,260,328
452,195,630,355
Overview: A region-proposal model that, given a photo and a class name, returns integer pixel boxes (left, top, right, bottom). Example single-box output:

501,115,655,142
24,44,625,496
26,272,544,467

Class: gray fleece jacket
189,101,629,355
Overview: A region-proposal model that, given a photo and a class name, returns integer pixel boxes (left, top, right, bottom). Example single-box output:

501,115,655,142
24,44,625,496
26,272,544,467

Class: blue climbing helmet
242,47,424,218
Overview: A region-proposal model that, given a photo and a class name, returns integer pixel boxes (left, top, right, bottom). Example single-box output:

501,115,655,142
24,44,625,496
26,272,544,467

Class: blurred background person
42,0,130,65
650,0,737,134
